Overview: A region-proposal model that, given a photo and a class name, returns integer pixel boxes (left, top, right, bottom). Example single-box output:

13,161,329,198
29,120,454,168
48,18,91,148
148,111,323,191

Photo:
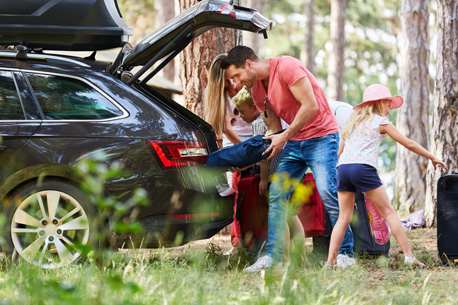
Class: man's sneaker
336,254,356,268
244,255,281,272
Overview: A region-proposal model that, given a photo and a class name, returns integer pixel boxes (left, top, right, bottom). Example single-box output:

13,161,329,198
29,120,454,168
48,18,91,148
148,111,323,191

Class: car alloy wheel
10,187,90,269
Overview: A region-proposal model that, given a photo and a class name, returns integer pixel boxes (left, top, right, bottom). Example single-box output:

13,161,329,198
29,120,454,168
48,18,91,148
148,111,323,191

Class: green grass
0,228,457,305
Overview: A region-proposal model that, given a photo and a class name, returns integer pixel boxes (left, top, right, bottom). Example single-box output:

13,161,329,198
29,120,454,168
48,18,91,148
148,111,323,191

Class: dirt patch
120,227,438,263
172,227,437,257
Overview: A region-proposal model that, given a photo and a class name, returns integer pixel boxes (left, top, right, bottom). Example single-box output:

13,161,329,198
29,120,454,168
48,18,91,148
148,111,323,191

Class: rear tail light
146,140,208,170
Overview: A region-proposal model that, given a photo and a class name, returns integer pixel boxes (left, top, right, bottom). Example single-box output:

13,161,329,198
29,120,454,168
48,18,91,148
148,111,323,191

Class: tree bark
155,0,176,82
301,0,315,75
394,0,430,214
327,0,347,102
178,0,241,118
242,0,264,55
425,0,458,226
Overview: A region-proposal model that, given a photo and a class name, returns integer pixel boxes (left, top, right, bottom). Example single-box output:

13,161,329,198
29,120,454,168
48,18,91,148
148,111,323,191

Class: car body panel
0,0,272,250
0,56,231,247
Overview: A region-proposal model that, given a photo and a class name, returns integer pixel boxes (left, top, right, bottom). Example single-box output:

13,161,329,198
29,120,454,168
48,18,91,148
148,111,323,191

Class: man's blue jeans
265,132,354,261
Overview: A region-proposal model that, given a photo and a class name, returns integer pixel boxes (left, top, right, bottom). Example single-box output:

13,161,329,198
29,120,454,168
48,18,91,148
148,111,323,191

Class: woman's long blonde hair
203,54,227,140
341,100,387,140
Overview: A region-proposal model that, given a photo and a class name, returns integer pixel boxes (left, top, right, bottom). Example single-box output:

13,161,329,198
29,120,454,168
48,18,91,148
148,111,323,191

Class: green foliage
75,152,149,259
263,0,401,106
0,229,458,305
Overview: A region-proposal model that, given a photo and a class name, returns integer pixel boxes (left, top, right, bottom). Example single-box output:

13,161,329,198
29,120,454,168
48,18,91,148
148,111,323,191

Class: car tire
3,180,96,269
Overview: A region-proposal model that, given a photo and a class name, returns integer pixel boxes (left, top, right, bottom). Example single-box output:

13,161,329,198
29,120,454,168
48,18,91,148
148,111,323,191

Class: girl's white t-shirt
338,114,390,169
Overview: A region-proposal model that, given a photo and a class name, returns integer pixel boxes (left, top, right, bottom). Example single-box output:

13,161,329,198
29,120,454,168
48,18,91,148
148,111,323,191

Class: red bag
231,172,268,248
230,172,325,249
238,174,269,247
297,173,326,237
230,172,242,248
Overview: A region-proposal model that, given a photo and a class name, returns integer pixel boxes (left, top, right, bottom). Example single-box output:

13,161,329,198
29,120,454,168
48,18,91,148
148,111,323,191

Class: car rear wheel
6,180,94,269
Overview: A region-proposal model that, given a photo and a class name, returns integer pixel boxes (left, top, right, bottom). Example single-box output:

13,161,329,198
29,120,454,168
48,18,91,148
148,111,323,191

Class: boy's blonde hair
341,100,387,140
231,86,254,108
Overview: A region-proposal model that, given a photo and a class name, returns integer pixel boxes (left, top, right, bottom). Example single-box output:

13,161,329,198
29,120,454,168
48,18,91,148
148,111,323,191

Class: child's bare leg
365,185,423,266
288,215,306,252
282,223,291,264
326,191,355,266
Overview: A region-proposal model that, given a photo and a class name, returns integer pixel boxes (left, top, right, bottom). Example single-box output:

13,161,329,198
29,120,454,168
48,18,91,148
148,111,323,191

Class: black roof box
0,0,133,51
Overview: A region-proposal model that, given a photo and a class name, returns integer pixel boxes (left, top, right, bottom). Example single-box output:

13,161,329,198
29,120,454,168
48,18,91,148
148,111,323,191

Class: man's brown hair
220,46,259,69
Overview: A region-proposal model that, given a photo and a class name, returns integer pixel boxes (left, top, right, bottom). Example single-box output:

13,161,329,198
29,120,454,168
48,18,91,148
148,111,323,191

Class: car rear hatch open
109,0,272,84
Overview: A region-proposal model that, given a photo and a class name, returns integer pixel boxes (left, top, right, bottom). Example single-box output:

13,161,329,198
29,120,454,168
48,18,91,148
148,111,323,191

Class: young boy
232,86,271,194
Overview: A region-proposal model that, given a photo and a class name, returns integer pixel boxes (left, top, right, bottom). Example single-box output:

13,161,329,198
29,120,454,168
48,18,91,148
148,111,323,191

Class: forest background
117,0,457,226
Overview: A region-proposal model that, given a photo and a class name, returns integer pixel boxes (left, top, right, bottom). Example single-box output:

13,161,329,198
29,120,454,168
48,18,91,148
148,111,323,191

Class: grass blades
0,228,457,305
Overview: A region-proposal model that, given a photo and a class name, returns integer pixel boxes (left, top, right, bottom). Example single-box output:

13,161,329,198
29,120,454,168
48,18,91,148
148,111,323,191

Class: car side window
26,73,124,120
0,70,25,120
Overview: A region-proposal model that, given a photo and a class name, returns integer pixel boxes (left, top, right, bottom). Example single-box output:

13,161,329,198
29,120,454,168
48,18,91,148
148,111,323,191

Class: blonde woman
204,54,252,255
203,54,252,149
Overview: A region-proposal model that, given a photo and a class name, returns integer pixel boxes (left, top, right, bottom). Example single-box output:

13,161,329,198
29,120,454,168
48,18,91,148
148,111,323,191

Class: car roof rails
0,46,90,68
15,45,28,60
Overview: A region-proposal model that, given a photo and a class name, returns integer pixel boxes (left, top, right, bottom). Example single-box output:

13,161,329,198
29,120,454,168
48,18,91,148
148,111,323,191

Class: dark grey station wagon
0,0,271,268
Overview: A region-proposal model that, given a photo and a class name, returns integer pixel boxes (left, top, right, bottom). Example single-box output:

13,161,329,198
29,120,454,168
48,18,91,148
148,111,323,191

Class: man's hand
263,132,287,160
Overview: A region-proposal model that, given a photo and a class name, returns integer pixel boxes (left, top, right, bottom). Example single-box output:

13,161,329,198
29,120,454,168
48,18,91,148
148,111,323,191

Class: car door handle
0,145,6,151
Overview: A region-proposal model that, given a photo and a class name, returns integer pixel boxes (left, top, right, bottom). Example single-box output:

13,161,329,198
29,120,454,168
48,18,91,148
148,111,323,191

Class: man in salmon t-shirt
221,46,355,272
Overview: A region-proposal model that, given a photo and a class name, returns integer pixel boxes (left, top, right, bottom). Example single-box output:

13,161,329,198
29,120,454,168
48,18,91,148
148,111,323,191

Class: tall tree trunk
301,0,315,75
242,0,264,55
327,0,347,101
155,0,176,82
394,0,430,214
425,0,458,227
178,0,241,118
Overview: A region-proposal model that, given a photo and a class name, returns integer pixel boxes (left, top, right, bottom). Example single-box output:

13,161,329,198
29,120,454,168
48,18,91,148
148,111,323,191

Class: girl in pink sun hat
355,83,404,110
325,84,448,268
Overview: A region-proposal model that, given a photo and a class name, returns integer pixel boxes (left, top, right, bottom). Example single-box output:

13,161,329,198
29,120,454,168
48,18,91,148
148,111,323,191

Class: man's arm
263,76,318,159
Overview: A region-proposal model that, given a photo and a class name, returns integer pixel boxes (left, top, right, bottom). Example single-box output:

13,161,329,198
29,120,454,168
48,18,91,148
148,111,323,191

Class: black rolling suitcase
350,192,390,256
437,174,458,264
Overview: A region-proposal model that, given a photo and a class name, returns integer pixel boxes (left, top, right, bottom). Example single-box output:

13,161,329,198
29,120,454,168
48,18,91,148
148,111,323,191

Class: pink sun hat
354,84,404,110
